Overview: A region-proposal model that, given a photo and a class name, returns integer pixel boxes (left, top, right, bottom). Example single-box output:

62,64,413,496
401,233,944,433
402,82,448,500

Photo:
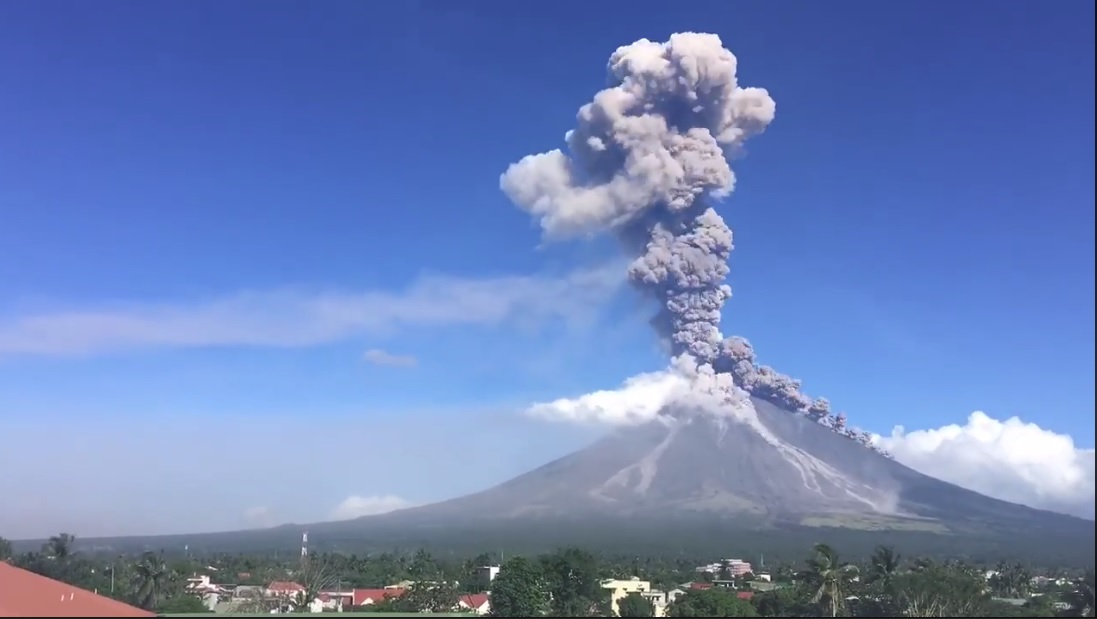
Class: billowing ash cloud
502,32,885,455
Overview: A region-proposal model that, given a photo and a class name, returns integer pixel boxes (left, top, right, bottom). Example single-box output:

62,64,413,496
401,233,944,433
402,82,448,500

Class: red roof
690,582,713,590
0,562,156,617
459,593,490,609
352,587,406,606
737,591,754,600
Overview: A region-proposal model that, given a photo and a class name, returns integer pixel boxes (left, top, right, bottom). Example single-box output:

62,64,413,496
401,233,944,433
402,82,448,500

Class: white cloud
0,265,623,357
874,412,1095,519
530,373,1097,521
243,505,275,528
363,348,418,368
330,495,413,520
526,369,687,425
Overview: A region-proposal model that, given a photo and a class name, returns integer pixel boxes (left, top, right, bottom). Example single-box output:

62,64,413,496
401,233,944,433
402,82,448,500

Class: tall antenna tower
300,530,309,567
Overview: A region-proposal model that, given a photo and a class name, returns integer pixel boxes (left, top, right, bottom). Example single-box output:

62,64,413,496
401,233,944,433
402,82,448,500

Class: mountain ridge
351,397,1088,536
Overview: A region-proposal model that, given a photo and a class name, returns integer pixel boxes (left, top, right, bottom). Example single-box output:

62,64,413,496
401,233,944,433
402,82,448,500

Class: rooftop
0,562,156,617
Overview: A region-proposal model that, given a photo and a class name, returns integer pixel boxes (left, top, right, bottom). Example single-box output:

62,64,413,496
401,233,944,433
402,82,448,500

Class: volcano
348,397,1089,540
69,396,1091,565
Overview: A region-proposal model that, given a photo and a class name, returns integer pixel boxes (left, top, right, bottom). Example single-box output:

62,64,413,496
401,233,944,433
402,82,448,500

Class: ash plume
501,33,885,455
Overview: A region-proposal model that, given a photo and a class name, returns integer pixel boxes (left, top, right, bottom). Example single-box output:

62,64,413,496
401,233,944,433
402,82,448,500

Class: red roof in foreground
0,562,156,617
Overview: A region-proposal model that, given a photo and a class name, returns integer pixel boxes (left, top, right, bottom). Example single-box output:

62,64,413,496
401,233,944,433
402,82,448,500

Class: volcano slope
313,397,1093,562
78,397,1092,564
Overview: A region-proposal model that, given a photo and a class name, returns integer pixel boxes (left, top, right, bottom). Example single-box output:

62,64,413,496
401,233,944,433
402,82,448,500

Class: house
184,574,228,611
352,587,406,607
602,577,653,617
458,593,491,615
265,581,305,598
0,562,155,617
635,587,684,617
263,581,325,613
476,565,500,588
696,559,753,577
317,590,354,611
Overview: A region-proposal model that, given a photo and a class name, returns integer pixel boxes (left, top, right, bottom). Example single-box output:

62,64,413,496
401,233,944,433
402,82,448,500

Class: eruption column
502,33,887,455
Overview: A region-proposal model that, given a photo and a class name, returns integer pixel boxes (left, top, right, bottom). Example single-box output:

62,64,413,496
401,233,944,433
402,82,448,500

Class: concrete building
601,577,682,617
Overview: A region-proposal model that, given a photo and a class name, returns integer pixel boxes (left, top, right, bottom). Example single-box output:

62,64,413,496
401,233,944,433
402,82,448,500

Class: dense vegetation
1,532,1093,617
52,516,1095,570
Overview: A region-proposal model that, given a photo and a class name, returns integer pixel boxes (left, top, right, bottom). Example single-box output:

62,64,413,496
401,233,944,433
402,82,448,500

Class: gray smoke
501,33,887,456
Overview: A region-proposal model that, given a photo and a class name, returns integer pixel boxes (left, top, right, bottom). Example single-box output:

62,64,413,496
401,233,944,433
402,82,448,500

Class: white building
476,566,500,588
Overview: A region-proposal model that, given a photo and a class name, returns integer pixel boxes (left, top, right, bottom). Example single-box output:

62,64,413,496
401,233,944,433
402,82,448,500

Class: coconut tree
131,551,171,610
868,545,901,587
800,543,858,617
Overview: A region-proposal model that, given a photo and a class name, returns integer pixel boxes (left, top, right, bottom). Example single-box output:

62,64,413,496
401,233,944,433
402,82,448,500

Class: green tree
1066,569,1096,618
751,587,813,617
617,592,655,617
408,549,438,580
884,560,989,617
991,561,1033,598
155,594,209,614
131,551,171,610
669,588,758,617
0,536,12,561
43,533,76,560
800,543,857,618
391,581,460,613
539,547,609,616
489,556,548,617
867,545,901,587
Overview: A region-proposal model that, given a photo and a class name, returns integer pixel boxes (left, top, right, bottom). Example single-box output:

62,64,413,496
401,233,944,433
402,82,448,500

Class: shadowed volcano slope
363,397,1090,536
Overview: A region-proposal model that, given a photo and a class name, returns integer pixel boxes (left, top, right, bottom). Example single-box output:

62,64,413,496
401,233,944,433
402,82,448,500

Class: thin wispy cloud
363,348,418,368
329,495,413,520
0,265,624,358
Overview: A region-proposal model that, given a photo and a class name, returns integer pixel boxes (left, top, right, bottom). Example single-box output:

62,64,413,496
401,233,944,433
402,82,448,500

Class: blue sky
1,1,1093,538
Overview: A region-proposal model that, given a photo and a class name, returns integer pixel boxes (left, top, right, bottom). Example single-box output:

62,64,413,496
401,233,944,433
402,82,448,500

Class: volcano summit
349,396,1089,541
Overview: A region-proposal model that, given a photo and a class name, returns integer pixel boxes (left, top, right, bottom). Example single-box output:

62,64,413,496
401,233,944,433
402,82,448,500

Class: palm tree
868,546,901,586
801,543,858,618
131,551,170,610
43,533,76,560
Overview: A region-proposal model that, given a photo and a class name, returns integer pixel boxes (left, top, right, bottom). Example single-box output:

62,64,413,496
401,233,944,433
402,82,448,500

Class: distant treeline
31,517,1094,570
1,533,1093,617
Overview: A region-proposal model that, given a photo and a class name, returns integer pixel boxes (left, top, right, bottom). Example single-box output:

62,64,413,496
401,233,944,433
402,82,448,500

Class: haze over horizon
1,1,1094,540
